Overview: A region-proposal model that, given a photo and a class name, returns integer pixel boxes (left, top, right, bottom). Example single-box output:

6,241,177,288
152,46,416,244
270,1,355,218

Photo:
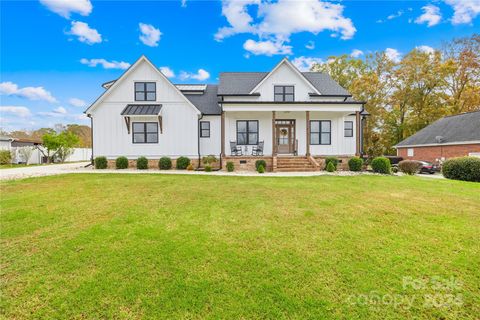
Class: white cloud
40,0,92,18
350,49,364,58
387,10,404,20
69,98,87,108
68,21,102,44
139,23,161,47
416,45,435,54
53,106,67,114
0,81,57,103
415,5,442,27
385,48,402,63
179,69,210,81
305,41,315,50
215,0,355,55
243,39,292,56
215,0,258,41
181,0,187,7
291,56,324,72
80,58,130,70
0,106,32,118
445,0,480,25
159,67,175,78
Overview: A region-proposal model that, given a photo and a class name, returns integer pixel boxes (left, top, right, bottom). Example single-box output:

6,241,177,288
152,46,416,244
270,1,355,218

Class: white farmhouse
85,56,367,171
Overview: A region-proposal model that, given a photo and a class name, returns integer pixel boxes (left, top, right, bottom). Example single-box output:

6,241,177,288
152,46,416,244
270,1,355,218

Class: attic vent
435,136,444,143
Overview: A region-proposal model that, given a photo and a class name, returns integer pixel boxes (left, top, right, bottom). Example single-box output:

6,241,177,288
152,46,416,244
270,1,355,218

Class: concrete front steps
275,156,318,172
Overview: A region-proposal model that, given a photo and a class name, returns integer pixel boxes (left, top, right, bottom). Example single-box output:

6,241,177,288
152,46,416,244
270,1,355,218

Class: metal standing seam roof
217,72,351,96
396,111,480,147
121,104,162,115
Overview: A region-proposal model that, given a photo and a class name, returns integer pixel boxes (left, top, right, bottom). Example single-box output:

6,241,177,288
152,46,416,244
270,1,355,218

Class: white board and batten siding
90,59,201,159
224,111,356,156
199,115,221,156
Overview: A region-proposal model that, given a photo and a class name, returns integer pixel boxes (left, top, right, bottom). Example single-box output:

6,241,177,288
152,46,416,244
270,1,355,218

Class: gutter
394,140,480,148
87,114,94,167
221,101,366,105
196,113,204,170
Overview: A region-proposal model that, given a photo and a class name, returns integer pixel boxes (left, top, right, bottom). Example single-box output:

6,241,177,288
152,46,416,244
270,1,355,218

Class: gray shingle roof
396,111,480,147
183,85,221,115
303,72,350,96
218,71,350,96
121,104,162,115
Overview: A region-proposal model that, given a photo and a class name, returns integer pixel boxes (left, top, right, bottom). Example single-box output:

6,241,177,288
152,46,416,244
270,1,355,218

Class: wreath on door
280,128,288,136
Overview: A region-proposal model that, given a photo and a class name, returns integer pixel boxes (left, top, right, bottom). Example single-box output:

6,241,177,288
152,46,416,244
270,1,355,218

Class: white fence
11,147,92,164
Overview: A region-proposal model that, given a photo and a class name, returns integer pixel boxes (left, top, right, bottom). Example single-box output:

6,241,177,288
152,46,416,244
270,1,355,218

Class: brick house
395,111,480,163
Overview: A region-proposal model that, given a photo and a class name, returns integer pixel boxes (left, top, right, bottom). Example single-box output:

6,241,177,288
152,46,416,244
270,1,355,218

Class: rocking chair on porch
252,141,264,156
230,141,243,156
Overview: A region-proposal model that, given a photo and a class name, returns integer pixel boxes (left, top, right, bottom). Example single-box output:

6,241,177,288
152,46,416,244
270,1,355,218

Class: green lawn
1,174,479,319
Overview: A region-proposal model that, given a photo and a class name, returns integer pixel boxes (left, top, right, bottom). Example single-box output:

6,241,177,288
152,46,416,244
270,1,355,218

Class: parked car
417,161,438,174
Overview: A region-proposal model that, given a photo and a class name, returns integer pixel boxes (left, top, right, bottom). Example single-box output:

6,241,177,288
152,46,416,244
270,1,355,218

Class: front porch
220,109,362,171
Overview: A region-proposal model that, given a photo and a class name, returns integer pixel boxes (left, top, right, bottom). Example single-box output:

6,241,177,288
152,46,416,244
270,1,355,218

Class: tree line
312,34,479,156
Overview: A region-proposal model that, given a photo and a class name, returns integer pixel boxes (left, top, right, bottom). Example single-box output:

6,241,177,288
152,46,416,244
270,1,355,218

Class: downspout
360,104,365,157
197,113,204,169
86,114,94,167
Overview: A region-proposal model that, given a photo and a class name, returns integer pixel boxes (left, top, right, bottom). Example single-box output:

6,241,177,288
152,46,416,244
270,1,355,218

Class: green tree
40,131,79,163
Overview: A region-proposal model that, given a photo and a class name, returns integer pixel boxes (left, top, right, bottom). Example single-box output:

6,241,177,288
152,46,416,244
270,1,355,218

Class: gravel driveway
0,162,91,181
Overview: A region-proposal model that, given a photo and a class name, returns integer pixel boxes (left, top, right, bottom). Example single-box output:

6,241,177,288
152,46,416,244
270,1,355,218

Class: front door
275,120,295,154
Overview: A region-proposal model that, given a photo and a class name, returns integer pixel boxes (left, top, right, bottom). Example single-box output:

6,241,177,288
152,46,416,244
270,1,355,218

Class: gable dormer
85,55,200,116
249,58,320,102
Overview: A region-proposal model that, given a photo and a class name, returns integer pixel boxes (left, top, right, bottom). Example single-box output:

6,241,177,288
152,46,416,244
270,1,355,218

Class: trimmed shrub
187,163,194,171
371,157,391,174
255,160,267,171
0,150,12,164
399,160,421,175
325,156,339,170
204,165,212,172
94,156,107,169
116,156,129,169
226,161,234,172
442,157,480,182
326,161,336,172
348,157,364,172
257,164,265,173
159,157,172,170
176,156,190,170
136,156,148,170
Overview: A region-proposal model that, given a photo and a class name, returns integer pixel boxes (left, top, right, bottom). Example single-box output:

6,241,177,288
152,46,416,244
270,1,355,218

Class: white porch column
355,111,361,156
306,111,310,156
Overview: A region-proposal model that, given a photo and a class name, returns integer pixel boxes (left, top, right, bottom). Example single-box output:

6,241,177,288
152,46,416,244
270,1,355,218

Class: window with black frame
274,85,294,102
135,82,156,101
310,120,331,145
237,120,258,145
200,121,210,138
344,121,353,137
132,122,158,143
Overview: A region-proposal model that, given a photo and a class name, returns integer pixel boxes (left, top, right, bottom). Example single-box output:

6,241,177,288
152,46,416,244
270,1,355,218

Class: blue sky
1,0,479,131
